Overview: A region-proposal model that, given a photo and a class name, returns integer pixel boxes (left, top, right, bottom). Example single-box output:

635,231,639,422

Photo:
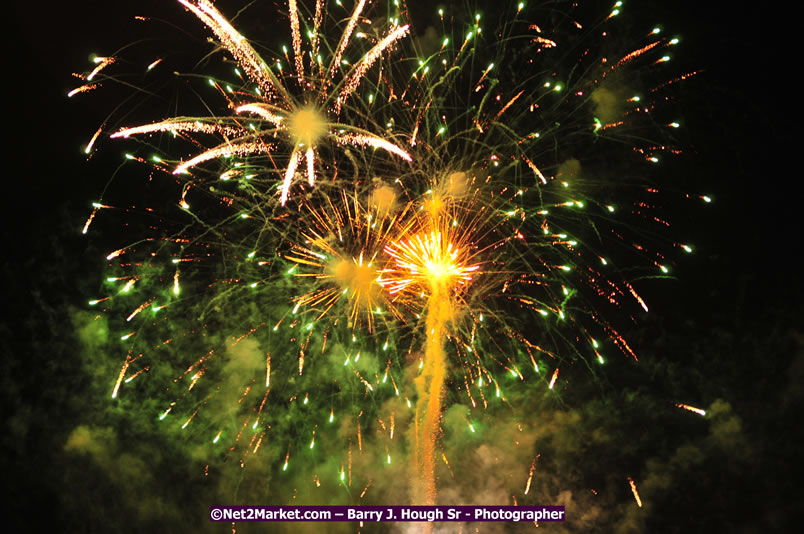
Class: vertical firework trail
416,276,449,505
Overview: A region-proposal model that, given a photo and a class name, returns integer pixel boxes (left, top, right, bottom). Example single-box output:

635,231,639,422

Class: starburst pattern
111,0,411,205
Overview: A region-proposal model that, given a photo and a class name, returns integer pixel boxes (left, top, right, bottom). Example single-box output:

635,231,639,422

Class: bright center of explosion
422,239,461,280
425,258,452,278
289,106,327,147
382,230,479,295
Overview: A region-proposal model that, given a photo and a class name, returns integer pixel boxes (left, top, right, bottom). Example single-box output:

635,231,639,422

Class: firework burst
108,0,411,206
77,0,703,514
285,186,412,333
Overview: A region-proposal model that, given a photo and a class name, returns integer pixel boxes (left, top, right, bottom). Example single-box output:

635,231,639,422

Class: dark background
6,1,800,532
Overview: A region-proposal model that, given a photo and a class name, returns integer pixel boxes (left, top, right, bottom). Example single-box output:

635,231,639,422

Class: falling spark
68,84,98,97
86,56,115,81
549,368,559,389
628,477,643,507
676,403,706,416
524,459,536,495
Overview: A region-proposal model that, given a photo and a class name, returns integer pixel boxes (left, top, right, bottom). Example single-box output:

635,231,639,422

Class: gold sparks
286,188,409,332
676,403,706,416
627,477,643,507
112,0,411,206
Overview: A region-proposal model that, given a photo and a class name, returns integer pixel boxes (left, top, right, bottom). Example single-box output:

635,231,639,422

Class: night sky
5,1,801,532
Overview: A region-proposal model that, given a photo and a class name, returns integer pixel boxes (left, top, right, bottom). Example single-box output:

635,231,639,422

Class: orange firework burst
380,220,480,300
378,172,494,312
286,186,414,333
